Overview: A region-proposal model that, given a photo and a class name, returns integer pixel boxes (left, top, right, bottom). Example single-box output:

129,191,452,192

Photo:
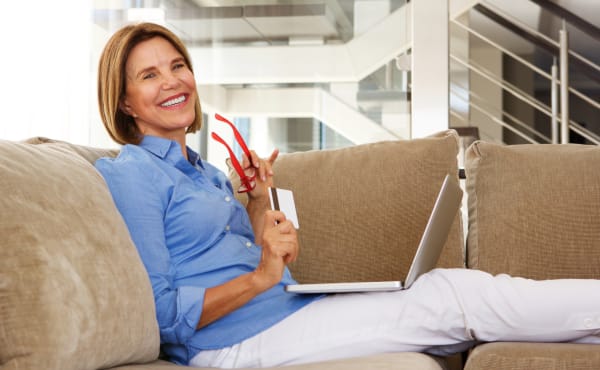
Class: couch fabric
1,136,462,370
0,139,159,370
112,353,449,370
464,342,600,370
234,129,465,284
465,141,600,279
464,141,600,370
3,135,598,370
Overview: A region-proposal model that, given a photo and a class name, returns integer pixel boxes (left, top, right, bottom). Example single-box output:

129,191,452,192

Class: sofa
0,129,598,370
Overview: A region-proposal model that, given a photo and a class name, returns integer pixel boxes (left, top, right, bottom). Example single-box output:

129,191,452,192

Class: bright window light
126,8,166,24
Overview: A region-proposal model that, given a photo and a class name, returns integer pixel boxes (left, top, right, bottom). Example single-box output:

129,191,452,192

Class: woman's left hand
239,148,279,200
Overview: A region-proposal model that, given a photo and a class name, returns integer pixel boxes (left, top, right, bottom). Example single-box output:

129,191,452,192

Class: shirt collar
139,135,205,169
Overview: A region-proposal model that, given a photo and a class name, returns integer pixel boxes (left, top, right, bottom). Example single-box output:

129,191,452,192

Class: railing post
559,20,569,144
551,58,558,144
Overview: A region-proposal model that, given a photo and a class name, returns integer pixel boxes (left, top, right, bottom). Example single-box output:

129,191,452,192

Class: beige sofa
463,140,600,369
0,130,598,370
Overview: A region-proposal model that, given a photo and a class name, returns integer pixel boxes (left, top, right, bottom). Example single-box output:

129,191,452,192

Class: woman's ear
119,100,137,118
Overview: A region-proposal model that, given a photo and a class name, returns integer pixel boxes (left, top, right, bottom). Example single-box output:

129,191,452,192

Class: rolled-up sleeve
96,157,204,345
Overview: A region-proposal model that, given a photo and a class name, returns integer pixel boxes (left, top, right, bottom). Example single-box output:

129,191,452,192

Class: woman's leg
439,269,600,343
191,269,600,368
191,269,476,368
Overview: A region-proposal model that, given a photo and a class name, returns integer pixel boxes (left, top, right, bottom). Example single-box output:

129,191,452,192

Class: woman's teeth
161,95,186,107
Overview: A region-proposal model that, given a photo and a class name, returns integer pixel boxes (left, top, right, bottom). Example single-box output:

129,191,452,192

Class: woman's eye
142,72,155,80
173,63,186,70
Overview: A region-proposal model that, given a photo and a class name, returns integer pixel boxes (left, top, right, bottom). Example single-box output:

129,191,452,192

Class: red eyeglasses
211,113,256,193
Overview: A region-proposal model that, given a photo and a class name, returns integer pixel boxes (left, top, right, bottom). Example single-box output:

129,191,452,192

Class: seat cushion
0,139,159,370
465,342,600,370
465,141,600,279
233,130,464,284
111,352,449,370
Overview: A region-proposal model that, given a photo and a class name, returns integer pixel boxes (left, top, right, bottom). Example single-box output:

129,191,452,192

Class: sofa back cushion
263,130,464,283
465,141,600,279
0,139,159,370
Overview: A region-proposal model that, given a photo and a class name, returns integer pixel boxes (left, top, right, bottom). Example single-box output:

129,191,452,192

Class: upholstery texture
465,141,600,279
232,130,464,284
0,140,159,370
112,353,448,370
464,342,600,370
25,136,119,164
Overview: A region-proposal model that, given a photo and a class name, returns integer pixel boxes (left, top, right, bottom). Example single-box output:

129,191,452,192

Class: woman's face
121,36,197,140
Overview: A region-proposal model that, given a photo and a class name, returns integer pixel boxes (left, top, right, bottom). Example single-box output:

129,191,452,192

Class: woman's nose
161,73,180,89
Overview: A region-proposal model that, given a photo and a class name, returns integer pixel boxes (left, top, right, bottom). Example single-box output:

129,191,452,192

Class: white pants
190,269,600,368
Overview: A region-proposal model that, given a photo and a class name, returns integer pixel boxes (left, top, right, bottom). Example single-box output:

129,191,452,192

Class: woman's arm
198,210,298,329
97,158,204,344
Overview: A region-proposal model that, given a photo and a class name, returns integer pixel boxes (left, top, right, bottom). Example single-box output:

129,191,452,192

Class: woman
96,22,600,368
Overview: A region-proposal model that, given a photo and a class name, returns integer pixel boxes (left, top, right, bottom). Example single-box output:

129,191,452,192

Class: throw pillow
465,141,600,279
231,130,464,284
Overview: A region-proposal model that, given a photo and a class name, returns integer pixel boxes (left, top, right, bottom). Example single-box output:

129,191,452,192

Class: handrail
451,20,552,80
451,54,553,118
450,87,538,144
482,0,600,76
449,1,600,146
451,81,551,143
570,122,600,145
527,0,600,42
451,19,600,112
450,110,468,126
475,3,600,85
450,53,600,145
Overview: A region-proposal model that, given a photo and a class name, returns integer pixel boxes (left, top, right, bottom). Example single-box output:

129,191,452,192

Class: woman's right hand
253,210,298,290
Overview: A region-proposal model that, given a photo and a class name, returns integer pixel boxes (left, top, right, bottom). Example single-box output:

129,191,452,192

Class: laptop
285,174,463,294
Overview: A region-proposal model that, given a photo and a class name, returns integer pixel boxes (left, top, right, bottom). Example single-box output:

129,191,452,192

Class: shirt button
225,196,231,202
225,225,231,231
245,242,252,248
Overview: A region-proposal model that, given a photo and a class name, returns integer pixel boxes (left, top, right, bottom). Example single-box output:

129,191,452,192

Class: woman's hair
97,22,202,145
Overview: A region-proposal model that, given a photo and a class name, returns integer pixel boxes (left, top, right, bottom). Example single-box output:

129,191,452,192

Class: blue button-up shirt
95,135,319,365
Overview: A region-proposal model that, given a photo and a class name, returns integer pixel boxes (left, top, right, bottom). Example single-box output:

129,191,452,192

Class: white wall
0,1,101,146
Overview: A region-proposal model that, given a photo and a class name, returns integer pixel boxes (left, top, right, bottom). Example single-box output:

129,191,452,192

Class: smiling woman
120,37,198,154
97,23,202,152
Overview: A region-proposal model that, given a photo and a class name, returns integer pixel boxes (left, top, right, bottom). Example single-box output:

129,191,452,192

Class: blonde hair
97,22,202,145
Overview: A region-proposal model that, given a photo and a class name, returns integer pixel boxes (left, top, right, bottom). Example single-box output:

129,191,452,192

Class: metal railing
450,0,600,145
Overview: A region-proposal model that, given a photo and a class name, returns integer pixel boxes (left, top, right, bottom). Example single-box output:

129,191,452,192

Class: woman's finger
267,149,279,166
250,151,260,168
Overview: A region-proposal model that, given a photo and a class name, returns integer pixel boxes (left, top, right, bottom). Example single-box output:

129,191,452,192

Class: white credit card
268,187,299,229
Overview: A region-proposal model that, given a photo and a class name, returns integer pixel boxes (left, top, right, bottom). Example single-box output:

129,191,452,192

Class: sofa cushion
111,353,448,370
464,342,600,370
25,136,119,164
465,141,600,279
232,130,464,283
0,139,159,370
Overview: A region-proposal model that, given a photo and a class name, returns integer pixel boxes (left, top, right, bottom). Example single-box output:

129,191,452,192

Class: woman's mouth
160,94,187,108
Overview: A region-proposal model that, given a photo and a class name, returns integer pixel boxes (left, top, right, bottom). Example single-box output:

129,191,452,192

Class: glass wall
1,0,410,173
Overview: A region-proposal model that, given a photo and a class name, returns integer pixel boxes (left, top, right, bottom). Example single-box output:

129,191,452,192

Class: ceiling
94,0,598,61
94,0,406,46
93,0,598,98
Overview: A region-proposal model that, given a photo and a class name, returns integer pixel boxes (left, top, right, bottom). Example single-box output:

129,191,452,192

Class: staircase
449,0,600,145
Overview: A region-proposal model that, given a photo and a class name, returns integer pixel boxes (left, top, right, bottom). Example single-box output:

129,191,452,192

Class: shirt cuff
162,285,205,344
